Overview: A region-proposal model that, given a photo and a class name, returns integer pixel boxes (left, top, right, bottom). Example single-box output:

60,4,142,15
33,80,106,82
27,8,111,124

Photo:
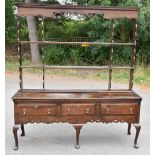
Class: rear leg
21,124,25,136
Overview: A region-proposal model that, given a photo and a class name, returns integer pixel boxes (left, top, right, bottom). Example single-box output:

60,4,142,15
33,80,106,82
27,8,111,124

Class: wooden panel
99,115,138,123
16,4,139,19
61,104,95,116
101,103,139,115
15,115,138,124
12,89,142,100
15,104,57,116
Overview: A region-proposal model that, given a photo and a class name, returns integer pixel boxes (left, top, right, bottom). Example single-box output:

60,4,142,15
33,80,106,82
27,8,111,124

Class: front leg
73,125,83,149
13,125,20,150
21,124,25,136
133,124,141,148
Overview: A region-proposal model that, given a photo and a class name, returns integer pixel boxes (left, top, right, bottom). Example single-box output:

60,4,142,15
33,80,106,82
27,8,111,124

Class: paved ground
5,72,150,155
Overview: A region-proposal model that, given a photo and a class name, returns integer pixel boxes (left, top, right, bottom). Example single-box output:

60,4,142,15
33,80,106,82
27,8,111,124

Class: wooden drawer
61,104,95,116
15,104,57,116
100,103,139,115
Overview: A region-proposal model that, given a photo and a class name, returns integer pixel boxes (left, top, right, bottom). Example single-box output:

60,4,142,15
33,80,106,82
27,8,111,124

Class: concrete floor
5,73,150,155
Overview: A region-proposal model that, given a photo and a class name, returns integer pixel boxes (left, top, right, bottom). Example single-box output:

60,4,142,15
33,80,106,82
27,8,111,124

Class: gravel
5,73,150,155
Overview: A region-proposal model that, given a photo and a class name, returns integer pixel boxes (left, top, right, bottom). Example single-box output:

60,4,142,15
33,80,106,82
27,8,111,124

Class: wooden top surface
16,3,139,10
16,3,139,19
12,89,142,101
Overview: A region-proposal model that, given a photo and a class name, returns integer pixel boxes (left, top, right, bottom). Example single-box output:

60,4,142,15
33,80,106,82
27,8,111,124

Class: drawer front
101,103,139,115
15,104,57,116
61,104,95,116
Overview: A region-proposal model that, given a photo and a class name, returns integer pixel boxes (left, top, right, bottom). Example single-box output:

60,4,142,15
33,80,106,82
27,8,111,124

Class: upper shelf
16,3,139,19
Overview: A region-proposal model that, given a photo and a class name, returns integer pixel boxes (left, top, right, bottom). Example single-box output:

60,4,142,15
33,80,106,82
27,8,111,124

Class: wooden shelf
20,65,134,70
19,41,135,46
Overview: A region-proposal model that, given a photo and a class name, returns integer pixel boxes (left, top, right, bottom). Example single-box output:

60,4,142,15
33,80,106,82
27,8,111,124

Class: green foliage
44,45,67,65
70,49,84,65
6,0,150,65
5,0,17,41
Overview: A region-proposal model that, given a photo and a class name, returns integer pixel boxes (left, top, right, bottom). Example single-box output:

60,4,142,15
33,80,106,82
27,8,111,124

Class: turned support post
133,124,141,148
73,125,83,149
13,125,20,150
21,124,25,136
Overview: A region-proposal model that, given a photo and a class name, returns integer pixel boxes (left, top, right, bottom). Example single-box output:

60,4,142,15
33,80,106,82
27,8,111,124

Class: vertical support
127,123,131,135
41,17,45,89
17,16,23,89
73,125,83,149
129,19,137,90
13,125,19,150
108,19,114,90
133,124,141,148
21,124,25,136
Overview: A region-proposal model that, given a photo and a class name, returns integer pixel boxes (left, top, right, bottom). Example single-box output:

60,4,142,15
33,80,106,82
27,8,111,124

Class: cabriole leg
13,125,20,150
21,124,25,136
127,123,131,135
73,125,83,149
133,124,141,148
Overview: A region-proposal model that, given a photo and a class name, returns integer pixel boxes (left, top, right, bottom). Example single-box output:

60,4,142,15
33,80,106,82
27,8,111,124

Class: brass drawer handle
86,108,90,114
106,107,110,112
130,107,133,114
35,105,38,109
67,108,71,113
48,108,51,114
23,108,26,115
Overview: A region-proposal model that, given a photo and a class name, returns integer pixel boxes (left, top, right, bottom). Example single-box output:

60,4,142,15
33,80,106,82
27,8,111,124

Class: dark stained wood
20,124,25,136
100,103,139,115
41,18,45,89
13,90,141,149
16,4,139,19
108,19,114,90
61,104,95,116
129,19,137,90
12,4,142,150
127,123,131,135
19,40,136,46
15,115,139,125
73,125,83,149
20,65,134,70
15,104,57,116
12,89,142,101
17,17,23,89
133,124,141,148
15,89,139,93
13,125,19,150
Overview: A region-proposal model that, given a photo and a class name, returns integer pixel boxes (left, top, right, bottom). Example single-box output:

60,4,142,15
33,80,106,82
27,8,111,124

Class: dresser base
12,89,142,150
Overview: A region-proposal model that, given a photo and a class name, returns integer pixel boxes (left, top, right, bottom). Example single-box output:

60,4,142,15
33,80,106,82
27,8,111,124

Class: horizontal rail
20,65,134,70
20,89,134,93
16,4,139,19
19,41,135,46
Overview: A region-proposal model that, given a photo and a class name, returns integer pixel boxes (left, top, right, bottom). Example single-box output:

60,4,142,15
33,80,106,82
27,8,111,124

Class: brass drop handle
130,107,133,114
23,108,26,115
48,108,51,114
77,105,80,109
106,107,110,112
67,108,71,113
35,105,38,109
86,108,90,114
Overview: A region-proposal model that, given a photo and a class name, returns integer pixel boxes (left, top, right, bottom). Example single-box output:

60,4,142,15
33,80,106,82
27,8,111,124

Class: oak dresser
12,3,142,150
